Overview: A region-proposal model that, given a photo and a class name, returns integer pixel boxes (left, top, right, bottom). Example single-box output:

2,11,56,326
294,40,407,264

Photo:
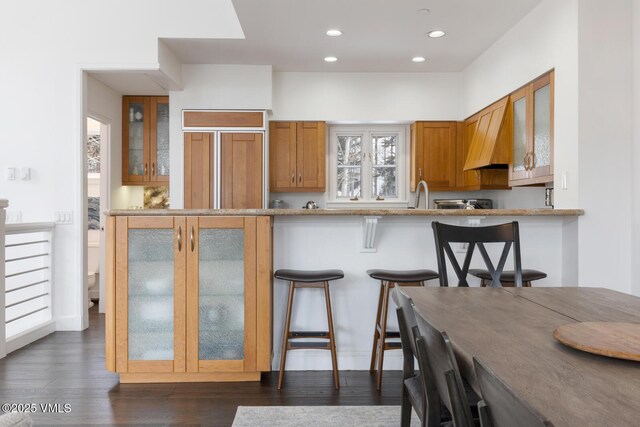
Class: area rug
232,406,420,426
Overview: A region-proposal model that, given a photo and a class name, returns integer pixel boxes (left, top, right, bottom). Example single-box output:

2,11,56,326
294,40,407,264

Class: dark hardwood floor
0,306,402,426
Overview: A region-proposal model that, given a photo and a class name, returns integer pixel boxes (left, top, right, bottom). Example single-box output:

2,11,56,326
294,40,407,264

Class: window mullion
363,132,372,201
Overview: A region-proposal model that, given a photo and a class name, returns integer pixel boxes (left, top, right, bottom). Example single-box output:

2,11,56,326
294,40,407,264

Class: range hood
463,96,511,171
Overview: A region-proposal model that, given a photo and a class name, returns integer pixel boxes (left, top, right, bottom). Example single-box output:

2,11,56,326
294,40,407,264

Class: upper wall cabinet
122,96,170,186
410,122,457,191
269,121,326,192
463,96,511,171
509,70,554,186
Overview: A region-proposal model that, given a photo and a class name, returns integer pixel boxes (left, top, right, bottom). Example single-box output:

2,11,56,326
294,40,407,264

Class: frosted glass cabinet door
186,216,257,373
115,216,185,374
533,84,551,169
128,228,174,361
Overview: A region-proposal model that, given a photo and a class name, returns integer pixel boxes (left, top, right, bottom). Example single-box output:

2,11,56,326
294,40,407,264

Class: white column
0,199,8,358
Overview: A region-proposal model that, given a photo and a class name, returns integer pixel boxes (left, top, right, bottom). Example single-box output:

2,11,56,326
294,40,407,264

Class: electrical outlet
54,211,73,224
561,172,568,190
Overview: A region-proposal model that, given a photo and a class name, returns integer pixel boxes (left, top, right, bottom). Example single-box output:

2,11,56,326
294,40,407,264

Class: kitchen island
106,208,582,382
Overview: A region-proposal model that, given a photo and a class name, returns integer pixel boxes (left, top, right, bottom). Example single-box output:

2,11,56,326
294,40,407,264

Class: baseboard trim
271,350,404,371
6,320,56,353
55,315,83,331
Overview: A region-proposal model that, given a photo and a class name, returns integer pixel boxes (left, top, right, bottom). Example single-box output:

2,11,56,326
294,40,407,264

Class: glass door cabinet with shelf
106,215,272,383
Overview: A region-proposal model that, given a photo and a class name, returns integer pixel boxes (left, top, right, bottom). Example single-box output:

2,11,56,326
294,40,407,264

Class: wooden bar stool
367,269,439,391
274,269,344,390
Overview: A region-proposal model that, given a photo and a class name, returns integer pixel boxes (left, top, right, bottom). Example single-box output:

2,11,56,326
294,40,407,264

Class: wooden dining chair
394,287,448,427
431,221,523,287
473,357,554,427
413,307,477,427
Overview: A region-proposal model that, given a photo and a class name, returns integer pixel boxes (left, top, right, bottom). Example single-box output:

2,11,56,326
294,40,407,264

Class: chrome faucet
414,180,429,209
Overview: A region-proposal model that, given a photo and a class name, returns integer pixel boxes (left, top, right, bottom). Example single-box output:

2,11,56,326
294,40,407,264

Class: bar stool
274,269,344,390
470,269,547,287
367,269,439,391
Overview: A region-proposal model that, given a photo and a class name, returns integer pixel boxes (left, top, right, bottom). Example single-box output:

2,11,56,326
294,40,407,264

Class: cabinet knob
152,163,155,176
177,226,182,252
190,226,195,252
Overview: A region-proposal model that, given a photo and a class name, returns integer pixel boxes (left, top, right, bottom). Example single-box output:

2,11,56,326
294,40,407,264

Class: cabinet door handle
291,172,295,183
523,153,530,171
177,226,182,252
190,226,195,252
144,163,148,175
152,163,155,176
529,152,535,170
419,168,423,181
298,173,302,183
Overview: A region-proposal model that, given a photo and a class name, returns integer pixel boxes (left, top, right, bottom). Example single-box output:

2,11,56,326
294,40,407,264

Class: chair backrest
431,221,523,287
473,357,554,427
414,306,475,427
395,287,443,425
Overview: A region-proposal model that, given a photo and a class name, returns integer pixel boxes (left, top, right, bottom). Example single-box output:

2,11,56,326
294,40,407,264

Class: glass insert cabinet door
151,97,170,182
115,216,186,373
186,216,257,373
123,96,150,183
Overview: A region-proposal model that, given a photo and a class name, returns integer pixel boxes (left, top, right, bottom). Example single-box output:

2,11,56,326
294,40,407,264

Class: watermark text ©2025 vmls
1,403,72,414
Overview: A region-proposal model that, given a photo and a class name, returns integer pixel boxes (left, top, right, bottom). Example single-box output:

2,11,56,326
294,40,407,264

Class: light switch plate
54,211,73,224
5,167,16,181
6,210,22,223
561,172,568,189
20,167,31,181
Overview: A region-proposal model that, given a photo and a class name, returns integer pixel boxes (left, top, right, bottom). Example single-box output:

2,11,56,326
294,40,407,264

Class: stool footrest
384,342,402,350
289,331,329,338
288,341,331,350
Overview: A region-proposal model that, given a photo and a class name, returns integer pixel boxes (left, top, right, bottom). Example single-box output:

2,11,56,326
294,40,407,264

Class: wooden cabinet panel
184,111,264,128
221,133,263,209
458,116,509,190
122,96,170,186
410,122,457,191
269,122,296,190
113,216,185,374
297,122,326,190
509,70,554,186
269,121,326,192
463,96,510,171
184,133,213,209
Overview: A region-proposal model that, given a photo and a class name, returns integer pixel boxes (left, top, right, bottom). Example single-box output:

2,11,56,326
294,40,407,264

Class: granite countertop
107,208,584,217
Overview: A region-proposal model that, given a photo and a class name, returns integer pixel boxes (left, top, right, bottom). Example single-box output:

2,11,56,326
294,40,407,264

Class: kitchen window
327,125,408,208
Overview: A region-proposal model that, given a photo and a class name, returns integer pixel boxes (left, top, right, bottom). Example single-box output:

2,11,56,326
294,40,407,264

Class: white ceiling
163,0,542,72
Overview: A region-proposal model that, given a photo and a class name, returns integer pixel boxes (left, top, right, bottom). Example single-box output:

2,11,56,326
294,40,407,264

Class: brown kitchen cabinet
221,133,264,209
184,133,213,209
122,96,170,186
269,121,326,192
106,214,272,383
509,70,554,186
410,121,457,191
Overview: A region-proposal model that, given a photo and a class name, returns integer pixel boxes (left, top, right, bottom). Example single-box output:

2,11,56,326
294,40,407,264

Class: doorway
86,116,110,315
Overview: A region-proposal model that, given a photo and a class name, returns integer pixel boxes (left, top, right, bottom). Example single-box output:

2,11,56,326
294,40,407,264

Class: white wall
272,72,463,121
632,0,640,297
0,0,243,330
169,64,273,207
577,0,633,293
463,0,579,209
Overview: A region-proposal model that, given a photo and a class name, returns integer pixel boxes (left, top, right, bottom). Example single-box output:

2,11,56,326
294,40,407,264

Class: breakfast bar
105,208,581,383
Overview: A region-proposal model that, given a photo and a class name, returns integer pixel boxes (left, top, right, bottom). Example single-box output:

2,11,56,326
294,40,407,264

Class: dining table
401,286,640,427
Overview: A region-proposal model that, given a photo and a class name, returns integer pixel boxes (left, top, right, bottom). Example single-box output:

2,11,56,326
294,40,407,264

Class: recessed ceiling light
412,56,426,63
427,30,446,38
326,29,343,37
324,56,338,63
417,8,431,15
